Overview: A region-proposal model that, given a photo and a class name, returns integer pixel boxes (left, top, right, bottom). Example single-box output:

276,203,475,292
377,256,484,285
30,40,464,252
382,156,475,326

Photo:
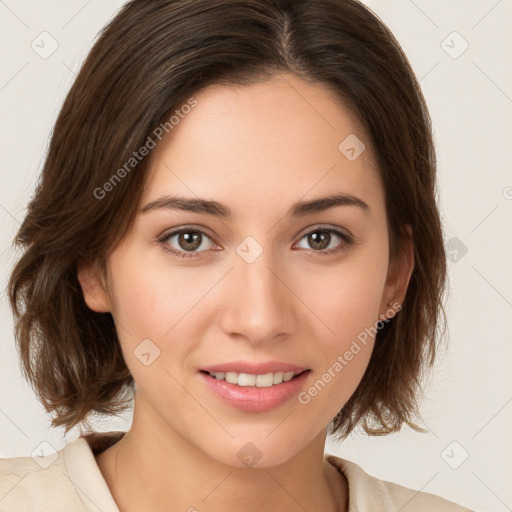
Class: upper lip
200,361,309,375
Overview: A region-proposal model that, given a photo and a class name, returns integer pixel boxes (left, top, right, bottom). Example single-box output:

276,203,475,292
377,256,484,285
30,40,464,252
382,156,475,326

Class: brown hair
8,0,446,439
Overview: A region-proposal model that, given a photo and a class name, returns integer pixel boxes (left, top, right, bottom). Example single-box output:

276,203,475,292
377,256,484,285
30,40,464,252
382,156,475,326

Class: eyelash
157,225,354,259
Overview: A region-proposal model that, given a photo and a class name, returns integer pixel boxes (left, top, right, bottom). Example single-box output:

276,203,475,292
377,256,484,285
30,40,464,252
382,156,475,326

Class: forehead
142,73,384,218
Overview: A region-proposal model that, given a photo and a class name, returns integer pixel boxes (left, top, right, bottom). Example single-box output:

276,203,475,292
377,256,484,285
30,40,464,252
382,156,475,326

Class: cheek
105,253,196,391
107,248,208,338
293,244,388,405
300,245,389,342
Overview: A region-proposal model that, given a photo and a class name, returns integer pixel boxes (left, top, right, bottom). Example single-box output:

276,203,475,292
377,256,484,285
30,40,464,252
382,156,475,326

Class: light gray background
1,1,511,511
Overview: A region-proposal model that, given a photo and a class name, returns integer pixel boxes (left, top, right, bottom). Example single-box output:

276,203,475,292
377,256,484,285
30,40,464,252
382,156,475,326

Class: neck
94,395,347,512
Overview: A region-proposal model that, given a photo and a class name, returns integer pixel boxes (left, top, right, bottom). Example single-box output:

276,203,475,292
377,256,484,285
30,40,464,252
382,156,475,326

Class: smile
198,369,312,413
203,370,306,387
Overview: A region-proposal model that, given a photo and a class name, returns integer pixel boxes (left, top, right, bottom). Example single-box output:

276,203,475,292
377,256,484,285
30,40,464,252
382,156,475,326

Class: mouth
198,367,312,413
199,369,310,387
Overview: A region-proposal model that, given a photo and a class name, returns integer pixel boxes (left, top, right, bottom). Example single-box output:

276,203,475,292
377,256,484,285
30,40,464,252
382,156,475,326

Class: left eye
158,226,352,259
295,227,352,255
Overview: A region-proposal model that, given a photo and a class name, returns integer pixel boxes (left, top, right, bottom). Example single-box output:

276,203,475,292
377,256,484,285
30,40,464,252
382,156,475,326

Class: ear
77,259,112,313
380,224,414,318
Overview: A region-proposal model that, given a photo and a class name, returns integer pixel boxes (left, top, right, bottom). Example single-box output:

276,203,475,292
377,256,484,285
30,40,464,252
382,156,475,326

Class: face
79,72,412,468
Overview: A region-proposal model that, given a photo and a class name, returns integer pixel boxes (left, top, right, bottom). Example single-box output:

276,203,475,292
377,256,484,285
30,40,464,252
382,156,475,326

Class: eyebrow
139,193,370,217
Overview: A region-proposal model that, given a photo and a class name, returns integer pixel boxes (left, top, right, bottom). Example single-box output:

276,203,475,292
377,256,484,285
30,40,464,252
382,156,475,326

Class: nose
218,245,296,345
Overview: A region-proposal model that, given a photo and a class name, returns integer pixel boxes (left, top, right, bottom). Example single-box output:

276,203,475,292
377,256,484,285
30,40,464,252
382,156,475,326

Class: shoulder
325,454,474,512
0,442,84,511
0,432,124,512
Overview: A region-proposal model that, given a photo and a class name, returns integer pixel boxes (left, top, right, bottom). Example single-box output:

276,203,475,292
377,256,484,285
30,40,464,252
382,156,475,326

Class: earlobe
76,260,111,313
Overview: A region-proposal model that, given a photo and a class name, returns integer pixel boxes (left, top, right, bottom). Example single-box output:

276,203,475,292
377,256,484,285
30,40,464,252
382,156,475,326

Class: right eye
158,228,220,259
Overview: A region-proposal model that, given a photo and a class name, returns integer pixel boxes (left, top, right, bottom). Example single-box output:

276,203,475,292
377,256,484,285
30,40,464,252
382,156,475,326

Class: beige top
0,431,472,511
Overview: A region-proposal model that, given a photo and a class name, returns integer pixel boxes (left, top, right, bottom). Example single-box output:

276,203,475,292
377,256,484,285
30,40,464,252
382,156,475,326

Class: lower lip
198,370,311,413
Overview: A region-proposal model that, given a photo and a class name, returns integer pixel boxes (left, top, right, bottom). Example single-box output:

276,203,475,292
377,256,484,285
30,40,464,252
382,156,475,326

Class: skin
78,72,414,512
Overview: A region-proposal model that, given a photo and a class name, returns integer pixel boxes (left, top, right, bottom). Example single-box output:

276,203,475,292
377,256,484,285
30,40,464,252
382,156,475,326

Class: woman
2,0,472,510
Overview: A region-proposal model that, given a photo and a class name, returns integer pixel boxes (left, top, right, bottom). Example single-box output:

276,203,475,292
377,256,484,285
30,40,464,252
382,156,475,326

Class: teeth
210,371,298,387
